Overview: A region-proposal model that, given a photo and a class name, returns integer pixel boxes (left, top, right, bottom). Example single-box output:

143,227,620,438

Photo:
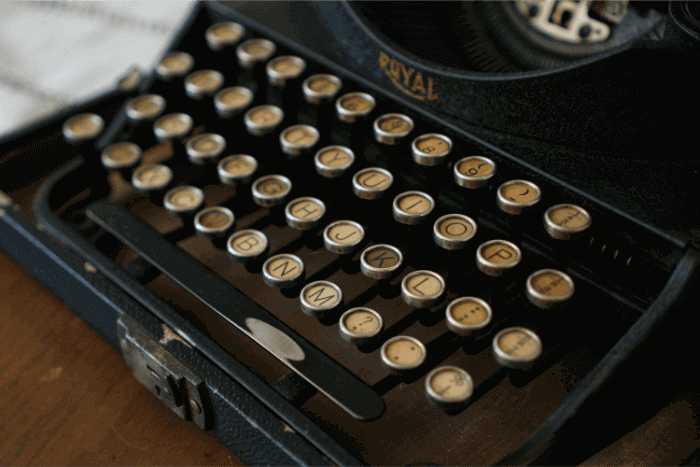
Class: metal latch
118,316,209,430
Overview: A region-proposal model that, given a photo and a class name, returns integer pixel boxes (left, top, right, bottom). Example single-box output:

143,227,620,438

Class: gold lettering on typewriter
379,51,438,102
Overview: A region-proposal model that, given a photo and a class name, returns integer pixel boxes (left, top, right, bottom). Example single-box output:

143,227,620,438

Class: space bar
87,200,385,421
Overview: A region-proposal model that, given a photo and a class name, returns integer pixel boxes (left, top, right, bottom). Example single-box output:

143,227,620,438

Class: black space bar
87,200,384,421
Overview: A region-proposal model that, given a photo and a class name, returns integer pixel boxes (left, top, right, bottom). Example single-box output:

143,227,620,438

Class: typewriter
2,1,700,465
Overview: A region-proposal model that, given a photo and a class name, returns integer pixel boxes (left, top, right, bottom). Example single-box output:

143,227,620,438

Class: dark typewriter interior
6,1,700,466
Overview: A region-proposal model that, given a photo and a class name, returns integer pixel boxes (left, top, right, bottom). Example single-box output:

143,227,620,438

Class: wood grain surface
0,253,243,466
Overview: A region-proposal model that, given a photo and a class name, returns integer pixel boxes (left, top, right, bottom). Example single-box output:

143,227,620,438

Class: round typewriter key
280,124,320,157
544,204,592,240
314,146,355,179
425,366,474,410
194,206,235,239
214,86,254,119
433,214,477,250
323,220,365,255
266,55,306,87
360,244,403,280
132,163,173,193
497,180,542,215
236,38,276,69
184,69,224,100
381,336,426,373
446,297,492,336
153,113,193,143
186,133,226,165
392,191,435,225
262,254,305,289
101,142,141,171
476,240,522,277
300,281,343,318
302,74,343,105
118,68,142,95
373,113,414,145
526,269,575,309
163,185,205,217
352,167,394,200
492,327,542,370
63,113,104,144
251,174,292,207
339,308,383,345
126,94,166,123
218,154,258,186
156,52,194,80
401,270,446,309
244,105,284,136
411,133,452,166
454,156,496,189
205,22,245,51
227,229,268,263
335,92,376,123
285,197,326,230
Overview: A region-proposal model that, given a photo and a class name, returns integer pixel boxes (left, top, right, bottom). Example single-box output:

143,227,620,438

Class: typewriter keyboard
47,10,678,466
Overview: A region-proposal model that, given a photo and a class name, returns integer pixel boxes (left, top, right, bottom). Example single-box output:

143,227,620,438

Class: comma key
339,307,383,345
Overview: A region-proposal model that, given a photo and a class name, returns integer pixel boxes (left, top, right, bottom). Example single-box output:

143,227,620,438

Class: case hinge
117,316,209,430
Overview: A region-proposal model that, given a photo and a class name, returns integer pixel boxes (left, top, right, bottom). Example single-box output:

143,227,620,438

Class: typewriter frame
1,2,700,465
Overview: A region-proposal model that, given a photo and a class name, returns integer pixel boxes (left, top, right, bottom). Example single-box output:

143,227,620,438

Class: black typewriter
2,2,700,465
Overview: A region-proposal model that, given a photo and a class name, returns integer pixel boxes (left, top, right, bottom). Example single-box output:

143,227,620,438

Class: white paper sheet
0,2,195,137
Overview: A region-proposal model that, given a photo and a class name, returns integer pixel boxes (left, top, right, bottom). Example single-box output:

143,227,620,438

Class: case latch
117,316,209,430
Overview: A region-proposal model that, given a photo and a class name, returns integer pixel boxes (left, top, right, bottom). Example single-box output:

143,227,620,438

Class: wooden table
0,253,243,466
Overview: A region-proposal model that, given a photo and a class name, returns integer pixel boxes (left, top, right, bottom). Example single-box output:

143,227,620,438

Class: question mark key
339,307,383,345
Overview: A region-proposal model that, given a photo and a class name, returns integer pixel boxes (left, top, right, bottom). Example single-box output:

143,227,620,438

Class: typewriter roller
8,2,697,466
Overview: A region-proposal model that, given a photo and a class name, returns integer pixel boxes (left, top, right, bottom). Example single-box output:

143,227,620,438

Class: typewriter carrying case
2,2,700,465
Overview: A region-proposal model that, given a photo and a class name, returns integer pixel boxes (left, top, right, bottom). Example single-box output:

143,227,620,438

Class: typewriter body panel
2,2,700,465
